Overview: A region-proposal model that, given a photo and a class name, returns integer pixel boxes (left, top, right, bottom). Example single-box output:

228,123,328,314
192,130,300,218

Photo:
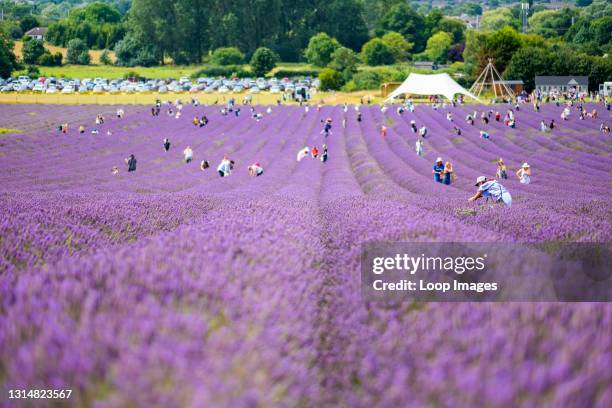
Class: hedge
191,65,251,79
271,69,320,78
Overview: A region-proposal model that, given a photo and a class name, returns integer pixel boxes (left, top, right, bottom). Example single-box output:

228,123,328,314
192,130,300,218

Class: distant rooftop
535,76,588,86
25,27,48,37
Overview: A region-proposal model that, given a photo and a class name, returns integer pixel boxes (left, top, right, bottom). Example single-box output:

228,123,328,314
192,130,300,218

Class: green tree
250,47,278,77
381,32,413,62
425,31,452,63
576,0,593,7
484,26,523,74
22,39,45,65
66,38,90,65
0,30,18,78
503,46,553,91
435,18,466,44
19,16,39,34
318,67,344,90
304,33,341,67
361,38,394,66
528,8,578,38
329,46,359,81
211,47,245,65
100,49,112,65
480,8,519,31
377,4,427,52
465,3,483,16
114,33,157,67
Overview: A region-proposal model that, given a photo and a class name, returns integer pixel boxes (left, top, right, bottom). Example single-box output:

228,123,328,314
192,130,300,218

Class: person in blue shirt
432,158,444,183
469,176,512,207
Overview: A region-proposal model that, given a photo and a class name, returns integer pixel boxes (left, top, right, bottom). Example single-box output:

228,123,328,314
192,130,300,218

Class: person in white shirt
183,146,193,163
217,156,232,177
469,176,512,207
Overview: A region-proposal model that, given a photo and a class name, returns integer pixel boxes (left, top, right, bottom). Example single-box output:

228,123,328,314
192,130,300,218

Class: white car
249,86,260,94
61,87,75,94
93,85,104,93
218,86,229,93
270,86,280,93
46,86,57,94
32,83,45,92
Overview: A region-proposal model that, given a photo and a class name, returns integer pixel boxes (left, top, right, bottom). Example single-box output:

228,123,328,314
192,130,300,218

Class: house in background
24,27,48,41
535,76,589,93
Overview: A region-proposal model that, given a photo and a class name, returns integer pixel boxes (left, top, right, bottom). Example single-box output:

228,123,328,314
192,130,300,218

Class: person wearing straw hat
496,158,508,180
516,163,531,185
433,158,444,183
469,176,512,207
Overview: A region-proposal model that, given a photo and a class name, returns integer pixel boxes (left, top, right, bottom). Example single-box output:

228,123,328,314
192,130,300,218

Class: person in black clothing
163,138,170,152
357,112,362,122
321,144,328,163
126,154,137,172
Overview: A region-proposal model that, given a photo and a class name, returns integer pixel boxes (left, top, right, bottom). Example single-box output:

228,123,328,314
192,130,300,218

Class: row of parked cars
0,76,320,95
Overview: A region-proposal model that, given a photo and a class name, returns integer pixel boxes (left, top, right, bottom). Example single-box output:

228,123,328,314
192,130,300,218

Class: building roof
25,27,48,37
535,76,588,86
495,80,524,85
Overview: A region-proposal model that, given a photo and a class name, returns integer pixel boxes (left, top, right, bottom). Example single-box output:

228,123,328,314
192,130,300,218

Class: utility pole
521,3,530,33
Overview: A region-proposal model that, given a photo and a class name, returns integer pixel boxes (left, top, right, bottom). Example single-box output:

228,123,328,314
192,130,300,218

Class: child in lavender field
516,163,531,184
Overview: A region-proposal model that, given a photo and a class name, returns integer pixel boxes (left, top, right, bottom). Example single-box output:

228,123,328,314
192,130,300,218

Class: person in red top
311,146,319,158
381,125,388,138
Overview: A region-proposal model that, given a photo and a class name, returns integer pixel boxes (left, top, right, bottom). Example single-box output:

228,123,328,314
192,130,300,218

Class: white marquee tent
385,73,480,102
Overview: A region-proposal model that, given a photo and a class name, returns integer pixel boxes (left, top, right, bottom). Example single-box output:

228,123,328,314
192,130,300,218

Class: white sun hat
475,176,487,186
436,157,443,162
522,162,530,168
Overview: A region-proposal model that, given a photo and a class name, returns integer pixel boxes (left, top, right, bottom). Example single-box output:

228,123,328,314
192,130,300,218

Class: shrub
100,50,112,65
318,68,344,91
191,65,250,78
250,47,279,77
22,39,45,65
304,33,341,67
361,38,395,66
211,47,245,65
26,65,40,78
114,34,158,67
271,69,320,78
38,51,62,66
66,39,90,65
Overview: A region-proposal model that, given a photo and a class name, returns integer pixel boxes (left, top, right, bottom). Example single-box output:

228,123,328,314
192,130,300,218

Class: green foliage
210,47,245,65
528,8,578,38
66,38,90,65
377,4,427,52
38,51,63,67
0,30,18,78
480,8,519,32
381,32,413,62
576,0,593,7
47,2,125,50
425,31,452,63
503,46,553,91
329,47,360,82
318,68,344,91
26,64,40,78
191,65,249,78
22,39,45,65
304,33,341,67
19,16,39,34
435,18,466,44
250,47,279,77
272,69,320,78
114,34,158,67
0,20,23,40
100,49,112,65
361,38,394,66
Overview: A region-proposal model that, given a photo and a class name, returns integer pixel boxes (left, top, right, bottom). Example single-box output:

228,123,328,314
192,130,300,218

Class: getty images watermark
361,243,611,302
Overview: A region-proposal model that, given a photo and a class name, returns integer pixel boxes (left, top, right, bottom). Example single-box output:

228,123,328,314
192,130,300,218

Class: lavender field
0,102,610,407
